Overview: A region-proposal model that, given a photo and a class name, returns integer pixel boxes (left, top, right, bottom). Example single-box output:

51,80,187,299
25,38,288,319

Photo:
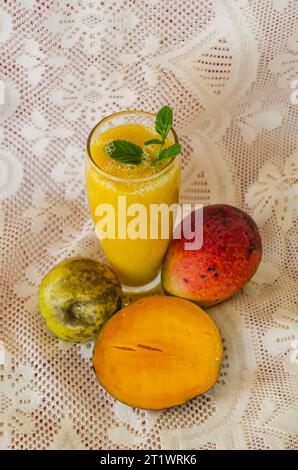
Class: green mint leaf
156,143,182,161
105,140,143,165
144,139,163,145
155,105,173,139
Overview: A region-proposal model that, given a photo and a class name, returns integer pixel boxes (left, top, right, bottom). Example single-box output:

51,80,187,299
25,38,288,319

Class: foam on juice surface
90,124,173,179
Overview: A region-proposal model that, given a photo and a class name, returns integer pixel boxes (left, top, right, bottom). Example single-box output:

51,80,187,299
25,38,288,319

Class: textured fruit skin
93,296,222,410
38,257,122,342
161,204,262,307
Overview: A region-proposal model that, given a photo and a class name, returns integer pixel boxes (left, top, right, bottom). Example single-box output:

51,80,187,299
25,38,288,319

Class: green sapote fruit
38,257,123,342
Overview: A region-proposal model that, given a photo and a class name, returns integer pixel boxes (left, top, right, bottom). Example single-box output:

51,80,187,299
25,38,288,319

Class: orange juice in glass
86,111,180,292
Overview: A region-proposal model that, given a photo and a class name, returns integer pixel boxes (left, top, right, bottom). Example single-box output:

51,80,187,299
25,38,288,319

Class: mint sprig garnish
157,143,182,161
145,105,182,164
144,138,163,145
105,140,143,165
104,106,182,166
155,105,173,140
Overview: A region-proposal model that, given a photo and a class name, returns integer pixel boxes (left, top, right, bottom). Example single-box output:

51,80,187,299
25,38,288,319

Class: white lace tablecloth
0,0,297,450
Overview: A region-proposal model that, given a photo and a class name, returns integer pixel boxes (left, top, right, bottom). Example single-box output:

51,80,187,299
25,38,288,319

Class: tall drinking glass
86,110,180,293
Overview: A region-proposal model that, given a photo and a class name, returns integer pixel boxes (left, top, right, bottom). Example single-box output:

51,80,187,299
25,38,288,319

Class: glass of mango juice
86,110,180,293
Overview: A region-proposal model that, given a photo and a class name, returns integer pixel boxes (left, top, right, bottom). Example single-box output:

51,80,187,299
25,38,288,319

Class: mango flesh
93,296,222,410
161,204,262,307
38,257,122,342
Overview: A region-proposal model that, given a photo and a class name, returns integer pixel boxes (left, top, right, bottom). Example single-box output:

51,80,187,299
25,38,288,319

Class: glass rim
86,109,179,183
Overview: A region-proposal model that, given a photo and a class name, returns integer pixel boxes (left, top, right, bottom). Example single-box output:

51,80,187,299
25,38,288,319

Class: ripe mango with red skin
161,204,262,307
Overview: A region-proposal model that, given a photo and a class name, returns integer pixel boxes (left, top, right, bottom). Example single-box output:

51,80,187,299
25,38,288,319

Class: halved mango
93,296,222,410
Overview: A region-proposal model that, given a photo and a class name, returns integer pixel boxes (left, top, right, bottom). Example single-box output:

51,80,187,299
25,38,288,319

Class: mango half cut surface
93,296,222,410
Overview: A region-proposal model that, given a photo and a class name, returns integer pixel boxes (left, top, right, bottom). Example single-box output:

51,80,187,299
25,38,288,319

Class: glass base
122,272,161,297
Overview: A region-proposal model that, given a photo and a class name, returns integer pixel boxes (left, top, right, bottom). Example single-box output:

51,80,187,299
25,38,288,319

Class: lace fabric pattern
0,0,297,450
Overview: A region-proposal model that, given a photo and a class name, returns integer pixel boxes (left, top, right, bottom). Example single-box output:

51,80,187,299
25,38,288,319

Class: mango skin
38,257,122,342
161,204,262,307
